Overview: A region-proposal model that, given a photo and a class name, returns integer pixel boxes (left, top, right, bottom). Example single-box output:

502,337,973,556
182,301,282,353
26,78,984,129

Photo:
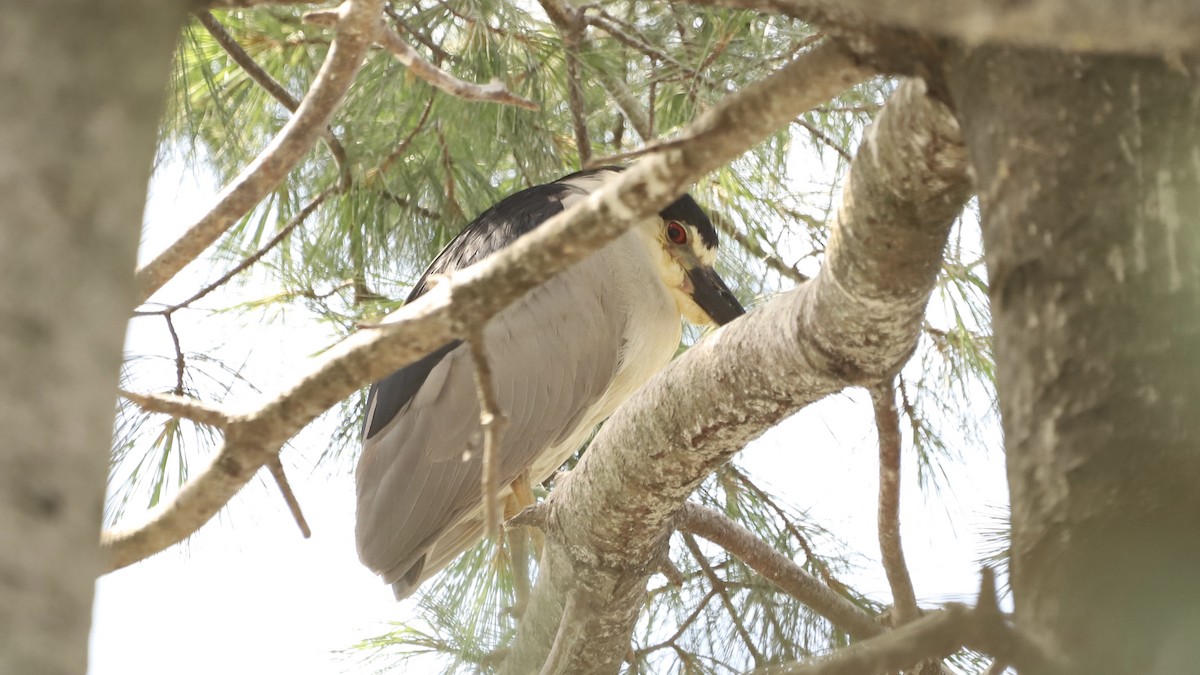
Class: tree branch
100,41,870,572
682,532,767,667
539,0,653,142
196,11,351,188
678,503,882,640
376,23,539,111
500,78,969,674
265,457,311,538
762,571,1072,675
468,329,508,540
871,379,920,626
139,187,334,315
676,0,1200,56
119,390,234,428
134,0,382,304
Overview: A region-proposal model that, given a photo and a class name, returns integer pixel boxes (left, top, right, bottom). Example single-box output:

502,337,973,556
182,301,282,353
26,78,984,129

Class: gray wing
355,249,626,596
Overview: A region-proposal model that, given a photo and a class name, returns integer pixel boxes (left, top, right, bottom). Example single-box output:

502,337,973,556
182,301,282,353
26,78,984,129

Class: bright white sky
89,152,1007,674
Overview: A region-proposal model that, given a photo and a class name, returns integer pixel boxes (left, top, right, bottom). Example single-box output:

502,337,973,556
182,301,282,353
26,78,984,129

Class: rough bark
0,2,183,673
500,79,970,674
680,0,1200,56
947,47,1200,674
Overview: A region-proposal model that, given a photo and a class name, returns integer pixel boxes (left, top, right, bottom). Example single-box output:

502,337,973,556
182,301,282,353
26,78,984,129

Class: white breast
526,227,682,482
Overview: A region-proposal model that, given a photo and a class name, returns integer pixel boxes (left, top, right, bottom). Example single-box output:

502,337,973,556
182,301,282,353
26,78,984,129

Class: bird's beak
686,265,745,325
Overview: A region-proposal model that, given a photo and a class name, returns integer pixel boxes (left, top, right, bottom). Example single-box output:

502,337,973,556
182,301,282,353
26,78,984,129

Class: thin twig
726,467,840,590
384,3,456,64
760,569,1071,675
197,11,351,188
586,135,692,167
377,24,539,110
633,588,718,659
583,11,704,86
119,390,234,428
378,95,435,175
135,0,381,304
678,503,884,640
468,330,508,540
794,118,853,162
709,213,810,285
538,0,608,163
564,48,592,167
266,457,311,538
140,188,334,316
164,314,186,395
682,532,767,668
871,379,920,626
656,550,685,587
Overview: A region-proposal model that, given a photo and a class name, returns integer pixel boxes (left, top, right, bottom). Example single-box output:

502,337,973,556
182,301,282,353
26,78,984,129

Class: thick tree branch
134,0,381,304
500,78,969,674
100,41,870,572
678,0,1200,56
376,24,539,111
678,503,882,640
871,379,919,625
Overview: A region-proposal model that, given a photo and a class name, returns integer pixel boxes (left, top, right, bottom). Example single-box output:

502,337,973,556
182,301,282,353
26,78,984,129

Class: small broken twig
468,329,509,539
872,378,920,626
119,390,234,428
266,457,311,538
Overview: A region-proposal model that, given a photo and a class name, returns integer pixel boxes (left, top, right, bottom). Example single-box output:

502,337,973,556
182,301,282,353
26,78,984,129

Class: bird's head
638,194,745,326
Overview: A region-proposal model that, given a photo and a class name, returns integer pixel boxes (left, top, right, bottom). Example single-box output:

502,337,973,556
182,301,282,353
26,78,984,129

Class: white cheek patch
688,225,718,266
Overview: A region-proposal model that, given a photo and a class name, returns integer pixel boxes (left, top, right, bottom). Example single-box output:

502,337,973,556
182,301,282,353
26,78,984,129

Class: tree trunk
947,47,1200,673
0,2,182,673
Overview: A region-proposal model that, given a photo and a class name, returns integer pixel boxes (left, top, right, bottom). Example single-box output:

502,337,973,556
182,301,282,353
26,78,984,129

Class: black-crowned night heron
356,167,744,599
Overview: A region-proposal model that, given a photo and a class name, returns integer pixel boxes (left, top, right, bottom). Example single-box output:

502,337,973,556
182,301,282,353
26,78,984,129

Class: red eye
666,221,688,245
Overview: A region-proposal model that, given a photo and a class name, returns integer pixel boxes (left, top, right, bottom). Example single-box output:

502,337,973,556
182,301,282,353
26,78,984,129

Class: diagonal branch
679,0,1200,56
678,503,883,640
134,0,382,304
763,571,1073,675
871,379,920,626
499,78,969,674
681,532,767,667
376,23,539,111
196,11,351,188
99,41,871,572
138,187,334,316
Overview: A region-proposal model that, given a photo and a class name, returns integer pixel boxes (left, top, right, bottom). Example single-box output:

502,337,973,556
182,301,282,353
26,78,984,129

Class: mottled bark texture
0,1,183,673
500,80,970,674
688,0,1200,56
947,48,1200,674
